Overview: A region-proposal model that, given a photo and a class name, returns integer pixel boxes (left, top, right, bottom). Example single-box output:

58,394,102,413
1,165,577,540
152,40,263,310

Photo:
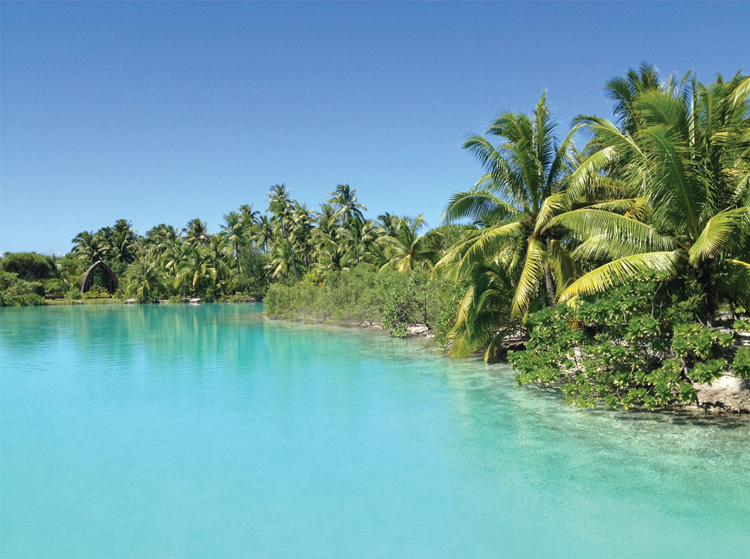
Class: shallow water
1,304,749,558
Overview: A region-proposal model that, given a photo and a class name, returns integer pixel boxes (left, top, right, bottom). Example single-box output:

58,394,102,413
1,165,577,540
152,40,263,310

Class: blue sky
2,1,749,254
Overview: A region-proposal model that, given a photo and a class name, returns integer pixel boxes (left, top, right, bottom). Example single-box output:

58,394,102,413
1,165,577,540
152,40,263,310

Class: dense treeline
0,183,463,305
3,63,750,410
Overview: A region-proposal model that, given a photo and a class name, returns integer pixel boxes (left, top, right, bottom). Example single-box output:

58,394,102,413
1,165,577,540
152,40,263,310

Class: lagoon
1,304,749,558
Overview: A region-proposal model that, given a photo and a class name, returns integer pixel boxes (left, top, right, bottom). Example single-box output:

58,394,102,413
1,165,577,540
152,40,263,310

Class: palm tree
338,218,377,265
327,184,367,224
222,211,246,291
604,62,673,134
71,231,108,264
291,202,316,267
438,93,581,319
253,215,274,253
379,215,442,272
266,184,300,280
125,260,165,302
239,204,260,226
174,248,218,296
554,72,750,326
184,218,209,248
376,213,401,238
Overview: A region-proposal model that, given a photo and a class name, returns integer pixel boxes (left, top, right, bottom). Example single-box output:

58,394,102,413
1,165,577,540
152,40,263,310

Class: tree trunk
696,262,716,328
236,242,242,292
543,264,557,308
282,222,300,281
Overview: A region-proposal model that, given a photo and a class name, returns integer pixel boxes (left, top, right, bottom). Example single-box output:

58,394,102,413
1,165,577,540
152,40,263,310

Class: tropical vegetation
3,63,749,411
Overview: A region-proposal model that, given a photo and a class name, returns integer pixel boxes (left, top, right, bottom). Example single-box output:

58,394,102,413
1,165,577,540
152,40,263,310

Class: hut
80,261,119,294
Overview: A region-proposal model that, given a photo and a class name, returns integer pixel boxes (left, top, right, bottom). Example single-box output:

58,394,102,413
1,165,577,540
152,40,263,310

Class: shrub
509,275,742,410
81,285,112,299
0,271,45,306
264,264,453,329
0,252,58,281
43,278,68,298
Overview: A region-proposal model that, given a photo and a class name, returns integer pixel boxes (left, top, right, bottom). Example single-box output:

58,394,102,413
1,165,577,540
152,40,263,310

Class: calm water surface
2,304,749,558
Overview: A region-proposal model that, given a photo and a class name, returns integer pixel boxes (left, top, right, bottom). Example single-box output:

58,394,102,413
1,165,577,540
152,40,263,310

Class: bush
81,285,112,299
264,264,454,334
509,275,743,410
382,273,452,336
43,278,68,298
0,271,45,306
66,288,82,300
0,252,58,281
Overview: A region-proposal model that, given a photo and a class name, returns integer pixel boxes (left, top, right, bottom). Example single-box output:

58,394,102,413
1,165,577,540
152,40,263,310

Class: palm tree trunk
282,221,300,281
543,265,557,308
236,242,242,292
696,263,716,328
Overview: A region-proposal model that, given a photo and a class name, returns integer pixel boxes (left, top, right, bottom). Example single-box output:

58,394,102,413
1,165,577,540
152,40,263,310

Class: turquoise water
1,304,749,558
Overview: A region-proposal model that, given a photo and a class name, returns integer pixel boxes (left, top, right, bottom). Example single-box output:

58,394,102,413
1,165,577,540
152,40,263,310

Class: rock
158,299,169,304
694,374,750,413
406,324,430,336
124,298,137,304
189,298,203,304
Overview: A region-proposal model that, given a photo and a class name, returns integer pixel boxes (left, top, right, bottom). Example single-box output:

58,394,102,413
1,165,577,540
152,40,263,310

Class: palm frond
689,208,750,266
559,251,683,301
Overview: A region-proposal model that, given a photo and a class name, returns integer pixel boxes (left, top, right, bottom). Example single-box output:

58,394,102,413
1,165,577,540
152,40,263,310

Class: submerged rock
694,374,750,413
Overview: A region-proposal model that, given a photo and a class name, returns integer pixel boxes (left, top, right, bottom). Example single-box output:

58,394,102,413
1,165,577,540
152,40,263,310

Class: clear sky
2,1,749,254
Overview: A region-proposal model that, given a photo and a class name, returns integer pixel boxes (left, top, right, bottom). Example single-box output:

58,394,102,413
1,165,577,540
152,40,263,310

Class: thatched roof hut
80,261,118,294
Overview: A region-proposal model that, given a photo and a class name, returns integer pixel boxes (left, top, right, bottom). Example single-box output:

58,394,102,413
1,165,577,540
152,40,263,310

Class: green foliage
509,275,745,410
42,278,68,298
733,347,750,380
168,295,184,304
81,285,112,300
433,281,468,350
0,271,45,306
0,252,58,281
382,273,451,336
66,288,82,300
264,264,453,330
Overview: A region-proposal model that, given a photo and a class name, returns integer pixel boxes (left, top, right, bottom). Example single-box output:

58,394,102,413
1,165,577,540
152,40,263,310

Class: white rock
694,374,750,413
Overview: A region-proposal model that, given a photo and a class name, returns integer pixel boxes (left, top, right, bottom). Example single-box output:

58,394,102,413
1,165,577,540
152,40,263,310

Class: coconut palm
184,218,210,248
239,204,260,227
71,231,108,264
554,72,750,326
379,215,442,272
125,260,165,302
327,184,366,224
438,93,581,319
222,211,246,290
338,218,378,265
253,215,274,253
266,184,300,280
174,248,217,295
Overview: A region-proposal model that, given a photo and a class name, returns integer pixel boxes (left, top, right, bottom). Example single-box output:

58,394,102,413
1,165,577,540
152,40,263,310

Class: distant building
80,261,118,294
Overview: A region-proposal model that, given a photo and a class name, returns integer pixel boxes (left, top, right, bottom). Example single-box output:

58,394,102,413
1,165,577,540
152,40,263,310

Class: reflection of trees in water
0,305,268,378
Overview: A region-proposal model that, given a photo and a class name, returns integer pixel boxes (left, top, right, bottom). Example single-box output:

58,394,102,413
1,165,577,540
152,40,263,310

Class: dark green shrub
509,275,742,410
0,252,58,281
